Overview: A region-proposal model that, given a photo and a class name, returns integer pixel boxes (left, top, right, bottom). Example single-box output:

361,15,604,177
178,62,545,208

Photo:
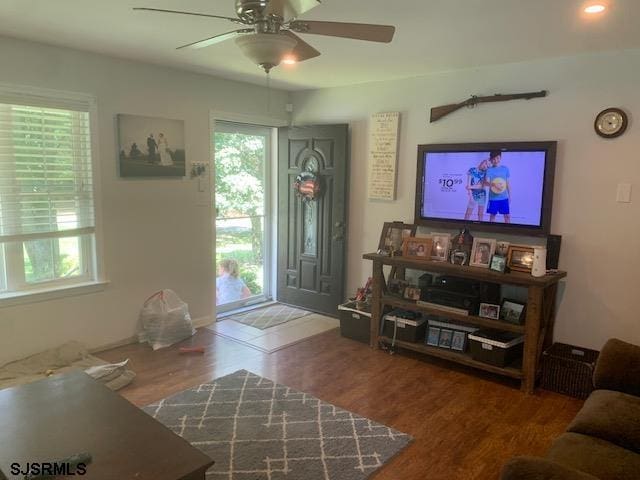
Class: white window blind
0,96,95,243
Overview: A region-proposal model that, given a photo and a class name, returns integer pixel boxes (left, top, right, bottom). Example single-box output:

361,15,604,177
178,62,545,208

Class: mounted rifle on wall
430,90,547,123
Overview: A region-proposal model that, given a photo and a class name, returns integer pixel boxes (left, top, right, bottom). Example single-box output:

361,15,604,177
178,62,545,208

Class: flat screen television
415,142,557,236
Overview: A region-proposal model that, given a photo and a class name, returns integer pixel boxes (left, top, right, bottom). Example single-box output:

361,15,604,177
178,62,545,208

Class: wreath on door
293,172,321,202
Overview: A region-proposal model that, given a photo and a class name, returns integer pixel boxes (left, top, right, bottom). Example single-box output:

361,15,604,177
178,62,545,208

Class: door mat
227,303,313,330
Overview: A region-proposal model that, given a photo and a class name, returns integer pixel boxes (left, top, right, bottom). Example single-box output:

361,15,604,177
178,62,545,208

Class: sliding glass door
214,121,272,313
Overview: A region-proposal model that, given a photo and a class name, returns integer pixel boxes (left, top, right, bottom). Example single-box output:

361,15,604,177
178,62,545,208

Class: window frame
0,84,104,301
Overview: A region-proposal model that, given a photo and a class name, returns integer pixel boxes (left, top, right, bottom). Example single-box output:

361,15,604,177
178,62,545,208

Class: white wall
0,36,289,365
292,49,640,351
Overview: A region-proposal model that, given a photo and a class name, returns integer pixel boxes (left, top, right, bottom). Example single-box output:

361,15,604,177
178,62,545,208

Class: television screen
415,142,556,235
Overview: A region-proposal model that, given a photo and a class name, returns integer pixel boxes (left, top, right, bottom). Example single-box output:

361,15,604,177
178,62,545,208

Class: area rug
229,303,313,330
143,370,412,479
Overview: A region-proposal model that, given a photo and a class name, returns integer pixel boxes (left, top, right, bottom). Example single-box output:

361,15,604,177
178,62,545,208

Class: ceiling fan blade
281,31,321,62
133,7,245,24
289,20,395,43
177,29,254,50
266,0,321,20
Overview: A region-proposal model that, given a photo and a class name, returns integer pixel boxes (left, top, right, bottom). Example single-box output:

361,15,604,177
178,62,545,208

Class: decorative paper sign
368,112,400,200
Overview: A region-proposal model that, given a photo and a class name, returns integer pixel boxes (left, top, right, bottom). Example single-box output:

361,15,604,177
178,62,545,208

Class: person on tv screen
485,151,511,223
464,159,489,221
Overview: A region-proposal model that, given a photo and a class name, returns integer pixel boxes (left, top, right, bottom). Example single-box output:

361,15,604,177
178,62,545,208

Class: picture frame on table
379,222,417,256
430,233,451,262
426,327,441,346
470,238,497,268
403,236,433,260
479,303,501,320
451,331,467,351
500,299,527,325
388,278,409,298
507,245,535,273
403,286,422,301
438,329,453,348
490,255,507,273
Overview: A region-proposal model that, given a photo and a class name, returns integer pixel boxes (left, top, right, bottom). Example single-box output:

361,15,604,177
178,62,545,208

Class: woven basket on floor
541,343,600,399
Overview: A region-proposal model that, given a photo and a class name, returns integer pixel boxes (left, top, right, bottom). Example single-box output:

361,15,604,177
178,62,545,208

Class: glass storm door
214,121,272,313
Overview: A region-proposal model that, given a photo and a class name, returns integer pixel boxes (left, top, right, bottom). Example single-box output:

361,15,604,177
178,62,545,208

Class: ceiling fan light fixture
235,33,297,72
282,55,297,65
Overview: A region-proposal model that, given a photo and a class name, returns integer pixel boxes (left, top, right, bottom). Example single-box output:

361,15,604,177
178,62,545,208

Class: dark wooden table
0,371,213,479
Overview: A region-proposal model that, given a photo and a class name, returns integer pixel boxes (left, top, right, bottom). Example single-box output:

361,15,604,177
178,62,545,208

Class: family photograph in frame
379,222,417,256
118,113,186,178
430,233,451,262
403,237,433,259
500,299,526,325
470,238,497,268
479,303,501,320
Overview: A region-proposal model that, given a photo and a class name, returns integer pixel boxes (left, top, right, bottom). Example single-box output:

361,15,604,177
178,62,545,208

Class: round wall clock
594,108,628,138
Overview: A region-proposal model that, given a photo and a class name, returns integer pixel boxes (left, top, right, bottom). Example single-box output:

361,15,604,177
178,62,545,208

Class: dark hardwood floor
98,327,583,480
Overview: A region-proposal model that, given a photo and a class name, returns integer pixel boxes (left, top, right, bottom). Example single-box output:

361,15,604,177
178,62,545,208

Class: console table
363,253,567,394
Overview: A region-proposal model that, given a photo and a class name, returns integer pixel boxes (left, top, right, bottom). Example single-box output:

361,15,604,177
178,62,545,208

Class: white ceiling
1,0,639,91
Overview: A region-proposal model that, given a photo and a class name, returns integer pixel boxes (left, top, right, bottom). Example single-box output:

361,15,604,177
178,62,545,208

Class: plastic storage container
541,343,599,399
338,302,371,344
382,310,427,343
468,329,524,367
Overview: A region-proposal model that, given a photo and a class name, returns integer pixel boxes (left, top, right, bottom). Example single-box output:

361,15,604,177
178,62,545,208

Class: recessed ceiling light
584,4,606,14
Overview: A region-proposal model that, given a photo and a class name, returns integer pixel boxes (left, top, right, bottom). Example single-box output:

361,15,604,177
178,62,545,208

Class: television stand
363,253,567,394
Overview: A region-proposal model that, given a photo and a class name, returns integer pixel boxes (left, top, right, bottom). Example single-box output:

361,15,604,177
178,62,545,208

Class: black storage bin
468,329,524,367
541,343,599,399
382,312,427,343
338,302,371,344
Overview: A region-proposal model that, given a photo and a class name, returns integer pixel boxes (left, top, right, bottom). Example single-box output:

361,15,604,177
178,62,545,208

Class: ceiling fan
133,0,396,73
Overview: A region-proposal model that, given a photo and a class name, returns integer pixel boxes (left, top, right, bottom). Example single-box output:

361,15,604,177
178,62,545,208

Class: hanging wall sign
367,111,400,201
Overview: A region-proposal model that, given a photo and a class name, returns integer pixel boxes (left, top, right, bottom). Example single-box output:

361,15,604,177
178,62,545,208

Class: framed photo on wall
117,113,186,178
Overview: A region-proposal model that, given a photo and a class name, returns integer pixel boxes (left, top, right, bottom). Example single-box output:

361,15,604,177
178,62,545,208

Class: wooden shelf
381,295,525,333
363,253,567,288
380,336,523,379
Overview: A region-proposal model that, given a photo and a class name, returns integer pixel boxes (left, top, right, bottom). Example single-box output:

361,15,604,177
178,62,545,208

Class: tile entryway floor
207,313,339,353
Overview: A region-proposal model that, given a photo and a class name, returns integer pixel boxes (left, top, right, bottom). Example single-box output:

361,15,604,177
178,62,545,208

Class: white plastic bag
138,289,195,350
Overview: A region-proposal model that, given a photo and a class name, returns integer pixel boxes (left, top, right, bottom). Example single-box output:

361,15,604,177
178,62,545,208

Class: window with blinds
0,90,98,293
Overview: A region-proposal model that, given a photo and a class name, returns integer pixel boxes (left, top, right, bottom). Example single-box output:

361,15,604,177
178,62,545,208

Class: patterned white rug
143,370,412,479
228,303,313,330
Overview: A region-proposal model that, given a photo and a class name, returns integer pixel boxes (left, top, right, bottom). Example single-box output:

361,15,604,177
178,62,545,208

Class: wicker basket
541,343,600,399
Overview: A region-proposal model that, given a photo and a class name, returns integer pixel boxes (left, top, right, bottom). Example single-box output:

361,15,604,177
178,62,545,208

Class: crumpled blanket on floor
0,341,135,391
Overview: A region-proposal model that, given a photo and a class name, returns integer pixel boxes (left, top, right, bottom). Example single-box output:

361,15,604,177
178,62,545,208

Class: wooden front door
277,125,349,316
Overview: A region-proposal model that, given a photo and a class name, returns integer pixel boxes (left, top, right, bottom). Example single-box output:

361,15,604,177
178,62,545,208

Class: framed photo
438,329,453,348
117,114,186,178
470,238,497,268
451,331,467,351
379,222,417,256
490,255,507,273
403,286,422,301
426,327,441,346
496,241,511,257
507,245,535,273
430,233,451,262
403,237,433,259
479,303,500,320
388,278,409,297
500,299,526,325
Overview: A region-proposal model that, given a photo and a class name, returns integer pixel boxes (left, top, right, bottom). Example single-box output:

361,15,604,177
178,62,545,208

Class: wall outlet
616,183,632,203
